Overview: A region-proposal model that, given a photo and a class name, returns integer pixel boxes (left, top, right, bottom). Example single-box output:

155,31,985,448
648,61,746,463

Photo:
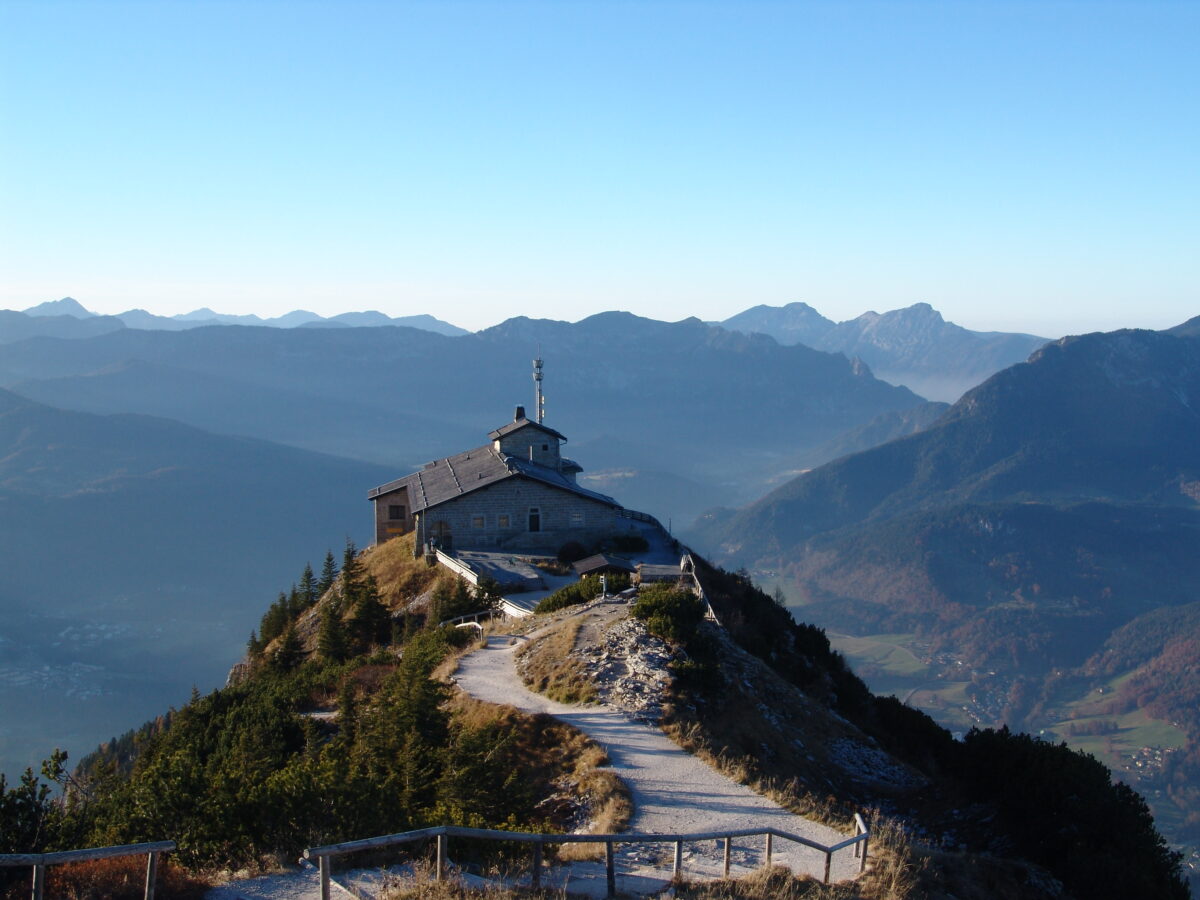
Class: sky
1,0,1196,336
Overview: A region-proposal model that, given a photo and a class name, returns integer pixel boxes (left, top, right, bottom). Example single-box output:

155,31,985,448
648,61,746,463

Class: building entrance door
433,520,453,551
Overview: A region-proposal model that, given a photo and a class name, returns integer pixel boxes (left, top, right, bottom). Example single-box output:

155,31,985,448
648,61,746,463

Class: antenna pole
532,351,544,423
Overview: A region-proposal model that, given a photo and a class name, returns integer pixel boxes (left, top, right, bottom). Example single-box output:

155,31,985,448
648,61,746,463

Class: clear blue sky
1,0,1196,336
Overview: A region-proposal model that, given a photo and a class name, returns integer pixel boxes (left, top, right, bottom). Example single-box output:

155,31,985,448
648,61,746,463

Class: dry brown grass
446,694,631,842
673,866,851,899
28,856,211,900
362,534,446,611
515,620,597,705
661,719,853,832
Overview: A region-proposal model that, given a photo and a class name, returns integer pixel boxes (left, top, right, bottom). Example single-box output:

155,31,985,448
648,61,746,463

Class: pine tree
318,604,349,664
271,624,304,672
337,680,358,745
350,575,391,652
298,563,318,609
317,550,338,597
259,593,290,644
340,539,365,606
247,630,262,659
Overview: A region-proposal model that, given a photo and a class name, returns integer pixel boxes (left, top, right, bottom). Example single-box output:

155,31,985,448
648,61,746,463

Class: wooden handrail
304,823,868,899
0,841,176,900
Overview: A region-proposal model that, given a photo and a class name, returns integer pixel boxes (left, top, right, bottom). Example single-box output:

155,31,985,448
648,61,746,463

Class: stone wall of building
495,426,561,467
373,484,414,545
419,476,623,553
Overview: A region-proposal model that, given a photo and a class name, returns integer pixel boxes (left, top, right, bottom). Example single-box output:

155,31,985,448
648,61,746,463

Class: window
471,515,485,530
542,444,549,451
497,514,510,529
388,504,405,521
570,511,584,528
528,507,541,532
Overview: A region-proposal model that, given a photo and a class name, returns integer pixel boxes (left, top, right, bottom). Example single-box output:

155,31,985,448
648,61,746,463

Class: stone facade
369,408,624,554
416,477,620,553
373,484,414,545
494,426,563,470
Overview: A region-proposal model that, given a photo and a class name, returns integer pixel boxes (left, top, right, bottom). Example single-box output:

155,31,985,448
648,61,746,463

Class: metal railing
305,818,869,899
432,548,480,586
0,840,176,900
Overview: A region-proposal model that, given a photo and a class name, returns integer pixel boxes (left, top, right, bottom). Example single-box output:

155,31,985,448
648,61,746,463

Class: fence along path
450,625,866,889
0,840,176,900
305,819,868,899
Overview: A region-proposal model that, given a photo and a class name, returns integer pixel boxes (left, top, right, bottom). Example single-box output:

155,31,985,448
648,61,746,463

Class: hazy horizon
5,294,1194,340
2,2,1196,338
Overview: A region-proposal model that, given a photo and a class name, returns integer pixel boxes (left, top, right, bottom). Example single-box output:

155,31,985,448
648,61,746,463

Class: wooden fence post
605,841,615,898
531,840,542,889
31,863,45,900
436,833,447,882
823,850,832,884
860,833,870,872
673,839,683,878
765,833,773,867
144,850,159,900
723,837,731,878
319,856,331,900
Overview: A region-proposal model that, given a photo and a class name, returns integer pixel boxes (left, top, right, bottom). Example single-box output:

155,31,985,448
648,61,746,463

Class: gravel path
455,627,862,886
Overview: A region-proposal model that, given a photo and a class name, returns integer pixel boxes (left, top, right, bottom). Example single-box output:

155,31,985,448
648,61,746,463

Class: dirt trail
454,606,862,886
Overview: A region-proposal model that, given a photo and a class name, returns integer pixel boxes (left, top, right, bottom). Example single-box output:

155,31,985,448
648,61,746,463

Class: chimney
514,405,525,421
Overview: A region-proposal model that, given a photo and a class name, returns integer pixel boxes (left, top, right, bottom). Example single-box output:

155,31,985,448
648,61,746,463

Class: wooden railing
0,840,176,900
680,551,722,626
305,818,869,899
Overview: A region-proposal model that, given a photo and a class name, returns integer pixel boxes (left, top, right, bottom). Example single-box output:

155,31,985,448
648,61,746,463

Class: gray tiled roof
367,443,619,512
573,553,636,575
487,417,568,443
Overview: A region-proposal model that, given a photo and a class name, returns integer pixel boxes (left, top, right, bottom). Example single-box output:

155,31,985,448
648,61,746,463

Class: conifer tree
298,563,318,609
350,575,391,652
340,539,365,606
259,593,290,644
318,603,349,663
247,630,262,659
317,550,338,597
271,624,304,672
337,680,358,744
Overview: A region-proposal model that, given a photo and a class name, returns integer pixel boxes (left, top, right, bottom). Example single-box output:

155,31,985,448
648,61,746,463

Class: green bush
605,534,649,553
631,585,706,645
556,541,588,563
534,573,631,615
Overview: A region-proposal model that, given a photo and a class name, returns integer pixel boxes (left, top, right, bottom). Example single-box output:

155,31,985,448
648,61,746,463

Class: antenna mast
532,351,544,423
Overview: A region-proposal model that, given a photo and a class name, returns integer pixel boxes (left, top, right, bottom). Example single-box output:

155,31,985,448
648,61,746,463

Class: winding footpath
454,623,862,888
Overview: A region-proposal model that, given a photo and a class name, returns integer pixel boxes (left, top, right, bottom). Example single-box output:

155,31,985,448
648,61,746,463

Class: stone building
368,406,625,555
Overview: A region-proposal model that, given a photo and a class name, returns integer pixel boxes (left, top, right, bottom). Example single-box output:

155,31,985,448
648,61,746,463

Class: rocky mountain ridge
720,300,1049,400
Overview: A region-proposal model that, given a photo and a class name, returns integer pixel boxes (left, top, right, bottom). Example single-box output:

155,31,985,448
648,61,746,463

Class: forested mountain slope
688,323,1200,874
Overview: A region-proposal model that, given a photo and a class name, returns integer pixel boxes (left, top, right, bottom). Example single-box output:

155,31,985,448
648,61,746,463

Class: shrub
556,541,588,563
632,585,706,645
534,573,629,615
605,534,649,554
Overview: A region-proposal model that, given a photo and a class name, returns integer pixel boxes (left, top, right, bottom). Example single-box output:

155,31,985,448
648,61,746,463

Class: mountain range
0,311,936,523
12,296,469,337
687,321,1200,866
720,301,1049,401
0,387,393,780
0,310,941,781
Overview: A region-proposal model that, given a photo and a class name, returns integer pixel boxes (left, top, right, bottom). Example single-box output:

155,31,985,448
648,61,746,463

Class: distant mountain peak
23,297,94,318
